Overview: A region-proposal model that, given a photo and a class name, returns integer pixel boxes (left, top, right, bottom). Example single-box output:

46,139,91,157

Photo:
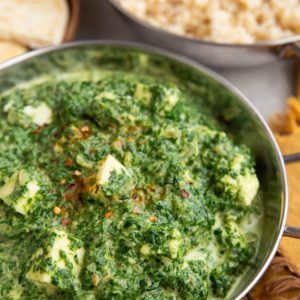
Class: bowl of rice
110,0,300,67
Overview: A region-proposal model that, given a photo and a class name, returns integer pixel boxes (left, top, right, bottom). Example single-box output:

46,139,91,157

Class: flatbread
0,0,69,48
0,40,27,63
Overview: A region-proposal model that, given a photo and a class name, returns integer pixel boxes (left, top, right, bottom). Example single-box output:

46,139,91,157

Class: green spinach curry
0,52,261,300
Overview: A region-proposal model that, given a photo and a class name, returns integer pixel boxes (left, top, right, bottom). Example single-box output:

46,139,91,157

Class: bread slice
0,40,27,63
0,0,69,48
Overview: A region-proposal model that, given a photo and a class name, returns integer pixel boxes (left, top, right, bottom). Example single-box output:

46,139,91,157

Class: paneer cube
97,154,128,185
164,88,180,112
152,85,180,115
221,172,259,206
86,154,131,201
23,102,53,126
26,229,85,294
167,229,183,259
217,153,259,206
134,83,152,105
0,170,41,215
220,217,245,248
237,173,259,206
95,91,117,101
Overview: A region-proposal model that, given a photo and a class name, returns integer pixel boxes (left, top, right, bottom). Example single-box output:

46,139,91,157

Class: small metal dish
109,0,300,68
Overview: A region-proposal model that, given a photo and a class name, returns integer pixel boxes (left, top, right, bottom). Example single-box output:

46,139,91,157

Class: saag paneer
0,73,260,299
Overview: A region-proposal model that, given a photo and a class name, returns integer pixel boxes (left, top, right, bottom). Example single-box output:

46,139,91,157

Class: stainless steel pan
0,41,299,299
109,0,300,68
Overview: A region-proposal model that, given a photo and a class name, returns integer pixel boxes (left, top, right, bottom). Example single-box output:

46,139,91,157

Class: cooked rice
116,0,300,44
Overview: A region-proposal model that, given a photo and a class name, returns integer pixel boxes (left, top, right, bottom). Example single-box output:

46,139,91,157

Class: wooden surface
251,94,300,299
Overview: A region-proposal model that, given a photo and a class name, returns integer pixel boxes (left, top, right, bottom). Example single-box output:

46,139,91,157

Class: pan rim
0,40,289,300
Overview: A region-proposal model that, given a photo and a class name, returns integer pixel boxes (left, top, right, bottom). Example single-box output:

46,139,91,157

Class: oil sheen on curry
0,67,261,299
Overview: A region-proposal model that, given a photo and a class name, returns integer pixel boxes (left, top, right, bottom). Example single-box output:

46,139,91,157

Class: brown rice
116,0,300,44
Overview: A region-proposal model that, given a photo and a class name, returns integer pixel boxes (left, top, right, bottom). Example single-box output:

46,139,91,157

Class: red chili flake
61,218,70,226
95,184,100,194
137,195,144,203
32,127,42,135
65,193,71,201
67,183,76,190
73,194,79,201
65,180,83,202
104,211,113,219
148,185,156,192
54,124,67,137
180,189,189,199
150,216,158,222
115,140,123,147
65,158,72,167
108,119,115,128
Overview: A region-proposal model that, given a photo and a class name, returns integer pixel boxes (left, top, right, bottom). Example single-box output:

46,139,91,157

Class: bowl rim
0,40,289,299
109,0,300,48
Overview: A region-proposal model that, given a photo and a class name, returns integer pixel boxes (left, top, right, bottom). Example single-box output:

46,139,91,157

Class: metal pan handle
284,152,300,164
282,152,300,239
284,226,300,238
278,43,300,59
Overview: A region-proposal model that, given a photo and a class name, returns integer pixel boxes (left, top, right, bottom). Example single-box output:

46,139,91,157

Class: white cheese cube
140,244,151,256
167,229,182,259
221,172,259,206
163,88,180,112
97,154,129,185
184,248,206,262
222,219,245,248
95,91,117,101
238,173,259,206
86,154,131,201
14,181,40,215
168,239,181,259
26,229,85,294
231,154,246,172
0,170,40,215
134,83,152,105
23,102,52,126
